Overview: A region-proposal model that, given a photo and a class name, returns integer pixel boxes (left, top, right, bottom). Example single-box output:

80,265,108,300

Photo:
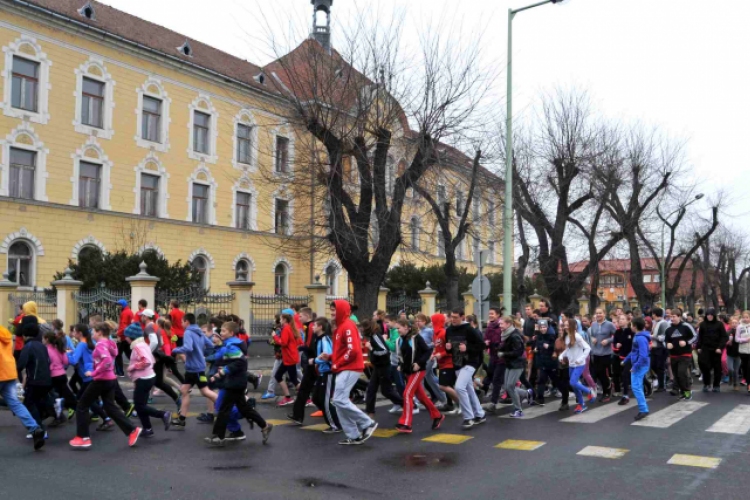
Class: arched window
274,263,288,296
325,264,337,295
78,244,102,261
235,259,251,281
192,255,208,289
8,241,32,286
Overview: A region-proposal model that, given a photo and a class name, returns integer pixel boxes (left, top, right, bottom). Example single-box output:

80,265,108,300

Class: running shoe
574,404,588,414
461,419,475,429
311,410,323,417
388,405,403,414
277,397,294,407
286,414,304,426
90,414,100,423
558,403,569,411
432,415,445,430
588,387,597,401
509,410,524,418
125,403,135,418
196,413,214,424
261,391,276,400
305,399,315,407
712,387,720,393
67,408,75,420
204,435,225,446
162,411,172,431
141,428,155,438
128,427,142,447
360,421,378,443
443,407,459,415
472,415,487,426
54,398,64,420
683,391,693,400
617,396,630,406
338,437,362,446
96,419,115,431
69,436,91,449
527,388,535,403
226,430,246,441
322,426,342,434
412,406,420,415
601,396,612,403
171,418,186,428
634,412,649,421
702,385,710,393
395,424,412,434
32,428,45,451
498,397,513,405
261,423,274,445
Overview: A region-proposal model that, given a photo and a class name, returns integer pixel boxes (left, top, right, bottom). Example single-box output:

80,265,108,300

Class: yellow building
0,0,501,297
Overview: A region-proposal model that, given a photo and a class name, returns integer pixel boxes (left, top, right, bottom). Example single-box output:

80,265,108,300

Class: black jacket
398,334,432,375
665,322,695,357
214,341,249,390
17,338,51,387
613,327,634,359
697,319,728,353
523,318,536,341
534,326,558,370
499,329,527,369
368,329,392,368
445,322,484,369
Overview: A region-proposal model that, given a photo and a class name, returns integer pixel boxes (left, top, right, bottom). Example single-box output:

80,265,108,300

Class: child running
70,322,142,448
624,317,650,421
273,312,303,407
560,318,596,414
311,318,342,433
43,331,77,426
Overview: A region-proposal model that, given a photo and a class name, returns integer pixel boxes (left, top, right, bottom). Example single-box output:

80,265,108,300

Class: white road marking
577,446,628,459
561,401,633,423
706,405,750,435
500,403,560,419
632,401,708,428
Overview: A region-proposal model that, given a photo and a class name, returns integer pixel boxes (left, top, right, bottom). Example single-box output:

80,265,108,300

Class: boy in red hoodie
321,301,378,445
432,313,460,414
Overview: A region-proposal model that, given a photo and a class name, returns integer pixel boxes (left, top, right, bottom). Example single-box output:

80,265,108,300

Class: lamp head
695,193,705,200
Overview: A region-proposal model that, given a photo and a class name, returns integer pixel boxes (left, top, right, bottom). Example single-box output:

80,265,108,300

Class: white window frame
186,164,217,225
71,235,107,260
270,187,294,236
135,77,171,152
231,174,258,230
232,109,258,171
1,122,49,201
270,125,294,177
0,227,44,290
69,137,112,210
73,58,115,140
188,248,215,289
187,94,218,164
132,152,169,217
232,253,256,281
272,257,293,296
2,35,51,125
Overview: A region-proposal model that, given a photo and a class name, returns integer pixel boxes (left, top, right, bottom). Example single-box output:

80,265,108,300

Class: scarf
501,326,515,342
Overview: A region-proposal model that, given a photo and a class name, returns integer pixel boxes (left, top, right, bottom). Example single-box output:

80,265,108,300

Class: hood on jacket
22,301,46,324
431,313,445,333
124,322,144,339
185,324,203,337
333,300,351,327
219,336,245,358
100,337,118,357
705,308,718,322
635,331,652,341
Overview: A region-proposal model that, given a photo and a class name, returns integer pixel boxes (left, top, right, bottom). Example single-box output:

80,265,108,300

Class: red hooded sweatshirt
431,313,453,370
274,324,302,365
331,300,364,373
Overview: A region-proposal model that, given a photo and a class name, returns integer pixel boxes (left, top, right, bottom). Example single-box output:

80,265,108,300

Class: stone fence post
305,275,329,319
51,268,83,330
462,290,475,317
126,262,159,311
227,271,255,327
378,287,389,313
419,282,437,317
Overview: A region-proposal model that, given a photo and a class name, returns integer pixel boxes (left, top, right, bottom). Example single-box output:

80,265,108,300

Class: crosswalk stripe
632,401,708,428
265,419,295,426
667,454,722,469
561,402,633,423
577,446,629,459
372,428,400,438
301,424,330,431
706,405,750,434
422,433,473,445
500,404,559,420
495,439,546,451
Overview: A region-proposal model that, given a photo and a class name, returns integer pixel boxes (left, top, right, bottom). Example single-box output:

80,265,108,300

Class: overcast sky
100,0,750,228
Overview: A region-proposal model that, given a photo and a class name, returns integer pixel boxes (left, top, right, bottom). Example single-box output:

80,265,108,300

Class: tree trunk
444,257,461,311
625,231,656,307
350,276,381,320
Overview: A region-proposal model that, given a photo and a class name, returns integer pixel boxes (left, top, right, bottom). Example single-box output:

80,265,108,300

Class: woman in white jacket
561,319,597,414
734,311,750,394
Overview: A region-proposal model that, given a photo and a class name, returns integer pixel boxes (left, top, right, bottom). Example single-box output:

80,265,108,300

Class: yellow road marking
667,454,722,469
577,446,629,459
495,439,546,451
422,433,474,445
301,424,331,431
265,419,295,426
372,428,400,438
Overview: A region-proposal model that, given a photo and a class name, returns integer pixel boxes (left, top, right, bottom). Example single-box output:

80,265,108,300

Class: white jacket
561,332,591,367
736,322,750,355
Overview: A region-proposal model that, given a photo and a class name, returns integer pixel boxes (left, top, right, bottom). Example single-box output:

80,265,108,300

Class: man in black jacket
445,309,486,429
497,317,527,418
288,308,318,425
17,324,54,434
665,312,695,400
697,308,729,392
364,320,403,418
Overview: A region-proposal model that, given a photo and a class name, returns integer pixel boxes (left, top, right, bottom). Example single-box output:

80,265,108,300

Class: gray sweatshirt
419,326,435,349
589,320,616,357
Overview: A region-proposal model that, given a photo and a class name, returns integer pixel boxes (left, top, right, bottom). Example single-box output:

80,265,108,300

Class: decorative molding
0,227,44,255
271,256,292,273
232,109,258,172
69,136,112,210
72,56,115,139
186,93,218,164
137,242,164,258
231,173,258,230
1,120,49,200
2,34,52,124
269,185,294,236
134,76,171,152
270,124,295,177
185,163,217,225
132,151,170,217
71,235,107,259
187,248,215,269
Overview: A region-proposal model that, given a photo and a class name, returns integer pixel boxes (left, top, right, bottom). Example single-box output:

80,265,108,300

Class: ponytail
44,331,66,353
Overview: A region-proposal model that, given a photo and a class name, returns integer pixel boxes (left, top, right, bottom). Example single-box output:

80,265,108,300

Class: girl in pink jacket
43,332,77,424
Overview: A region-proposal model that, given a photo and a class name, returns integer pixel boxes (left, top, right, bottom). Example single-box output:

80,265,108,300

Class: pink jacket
92,338,117,381
127,338,155,381
46,344,69,378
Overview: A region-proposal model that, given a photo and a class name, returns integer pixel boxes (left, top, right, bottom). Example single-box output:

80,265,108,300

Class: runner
432,312,459,414
532,319,558,407
589,308,616,402
483,307,505,412
624,317,650,421
665,311,695,400
560,319,596,414
43,331,76,426
445,309,486,429
362,318,403,420
311,317,341,433
496,316,528,418
273,312,303,407
395,319,444,433
288,308,318,425
696,308,728,392
416,314,446,407
17,322,54,439
613,314,633,405
114,299,133,377
169,301,185,347
736,311,750,394
725,316,740,391
650,308,670,393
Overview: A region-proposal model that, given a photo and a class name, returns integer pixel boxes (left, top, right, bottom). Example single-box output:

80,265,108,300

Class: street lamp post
659,193,704,307
503,0,566,312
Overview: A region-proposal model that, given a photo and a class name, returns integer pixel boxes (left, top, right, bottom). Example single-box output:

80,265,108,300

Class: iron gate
155,288,234,326
248,294,310,337
10,290,57,321
74,288,130,324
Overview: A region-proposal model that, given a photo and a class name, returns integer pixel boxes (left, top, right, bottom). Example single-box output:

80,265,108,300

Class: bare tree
695,227,750,312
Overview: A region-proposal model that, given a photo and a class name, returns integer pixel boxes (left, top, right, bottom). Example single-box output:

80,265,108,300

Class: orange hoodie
331,300,364,373
0,325,17,382
431,313,453,370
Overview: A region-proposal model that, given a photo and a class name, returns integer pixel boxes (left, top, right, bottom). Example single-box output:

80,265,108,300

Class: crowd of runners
1,296,746,451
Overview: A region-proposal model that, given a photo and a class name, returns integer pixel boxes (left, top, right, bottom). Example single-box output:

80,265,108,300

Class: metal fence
10,290,57,321
386,294,422,316
248,294,310,338
74,288,131,324
155,289,234,325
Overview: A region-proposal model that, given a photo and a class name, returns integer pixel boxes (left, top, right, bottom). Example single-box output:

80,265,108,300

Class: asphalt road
2,381,750,500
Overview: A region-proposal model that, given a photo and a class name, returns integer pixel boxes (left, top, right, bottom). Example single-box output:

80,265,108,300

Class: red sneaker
278,397,294,407
305,399,314,407
395,424,412,434
128,427,142,447
69,436,91,448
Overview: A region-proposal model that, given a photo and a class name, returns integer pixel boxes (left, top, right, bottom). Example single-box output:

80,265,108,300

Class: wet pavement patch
381,452,457,468
299,477,351,489
212,465,251,471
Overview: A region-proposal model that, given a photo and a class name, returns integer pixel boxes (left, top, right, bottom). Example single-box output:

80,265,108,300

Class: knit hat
117,299,128,307
281,308,295,316
538,319,548,327
124,322,144,339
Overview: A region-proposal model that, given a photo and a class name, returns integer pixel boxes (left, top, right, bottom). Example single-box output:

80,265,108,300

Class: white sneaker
54,398,64,420
457,407,463,415
388,405,403,414
589,387,598,400
413,406,420,414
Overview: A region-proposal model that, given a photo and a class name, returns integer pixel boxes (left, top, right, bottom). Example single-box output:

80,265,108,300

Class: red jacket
13,313,24,351
274,324,302,365
331,300,364,373
169,308,185,338
117,307,134,340
431,313,453,369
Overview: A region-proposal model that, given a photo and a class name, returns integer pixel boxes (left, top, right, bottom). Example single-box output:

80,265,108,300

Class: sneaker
712,387,720,393
226,430,246,441
162,411,172,431
618,396,630,406
142,428,155,438
322,426,342,434
534,399,546,407
96,419,115,431
338,437,362,445
90,414,100,423
395,424,413,434
412,406,420,415
152,389,164,396
457,407,462,415
54,398,64,420
702,386,710,393
305,399,315,407
432,415,445,430
527,388,535,402
204,435,225,446
32,428,45,450
683,391,693,400
434,402,447,411
416,402,426,410
261,391,276,400
196,413,214,424
171,418,186,428
589,387,597,400
125,403,135,418
69,436,91,449
388,405,403,414
67,408,75,420
261,423,274,445
443,407,459,415
277,397,294,407
472,416,487,426
509,410,524,418
48,417,66,428
461,419,475,429
634,412,649,421
613,392,622,398
128,427,142,447
360,421,378,443
558,403,570,411
574,404,588,414
286,414,304,426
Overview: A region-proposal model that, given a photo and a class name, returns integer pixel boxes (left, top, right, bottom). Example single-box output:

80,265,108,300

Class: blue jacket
314,335,333,375
68,341,95,382
419,326,435,349
624,331,651,372
172,324,213,373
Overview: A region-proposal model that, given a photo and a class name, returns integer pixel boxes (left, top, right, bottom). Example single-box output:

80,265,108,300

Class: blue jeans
630,364,650,413
215,390,241,433
568,365,591,405
0,380,39,431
